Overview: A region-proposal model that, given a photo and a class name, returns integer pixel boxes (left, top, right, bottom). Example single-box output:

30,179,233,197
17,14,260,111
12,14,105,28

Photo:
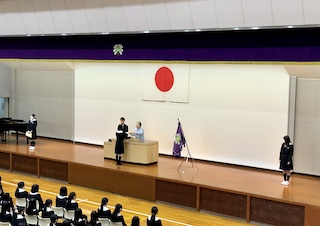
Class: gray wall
294,78,320,175
0,62,11,98
10,70,74,140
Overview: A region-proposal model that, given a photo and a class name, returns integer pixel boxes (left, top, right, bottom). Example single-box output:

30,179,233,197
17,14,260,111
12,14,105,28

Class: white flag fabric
141,63,190,103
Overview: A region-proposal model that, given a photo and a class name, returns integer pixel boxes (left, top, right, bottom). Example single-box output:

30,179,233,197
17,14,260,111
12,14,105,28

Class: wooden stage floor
1,136,320,225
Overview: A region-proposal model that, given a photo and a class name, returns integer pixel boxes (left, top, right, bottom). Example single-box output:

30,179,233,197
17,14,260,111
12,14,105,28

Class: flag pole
177,118,198,172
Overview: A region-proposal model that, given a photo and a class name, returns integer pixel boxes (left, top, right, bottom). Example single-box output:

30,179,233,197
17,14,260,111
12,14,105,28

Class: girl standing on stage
279,135,294,186
115,117,128,165
27,114,37,150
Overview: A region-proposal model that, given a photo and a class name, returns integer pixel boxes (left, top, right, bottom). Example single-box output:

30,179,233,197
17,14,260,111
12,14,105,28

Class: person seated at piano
129,121,144,142
27,114,37,150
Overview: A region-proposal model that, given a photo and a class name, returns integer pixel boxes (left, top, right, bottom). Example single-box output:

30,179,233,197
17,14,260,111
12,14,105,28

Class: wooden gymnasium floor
1,135,320,226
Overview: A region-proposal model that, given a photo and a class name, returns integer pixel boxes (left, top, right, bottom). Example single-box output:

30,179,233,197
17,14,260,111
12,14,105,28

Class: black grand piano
0,118,28,142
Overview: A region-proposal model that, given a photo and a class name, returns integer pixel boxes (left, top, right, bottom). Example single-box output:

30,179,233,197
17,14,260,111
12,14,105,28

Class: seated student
28,184,43,210
97,198,111,219
147,206,162,226
1,192,15,212
25,198,39,216
15,182,29,199
0,201,12,222
49,214,62,226
41,199,54,218
130,216,140,226
0,183,4,201
87,211,101,226
65,192,78,211
56,186,68,208
72,208,87,226
12,206,27,226
110,204,126,226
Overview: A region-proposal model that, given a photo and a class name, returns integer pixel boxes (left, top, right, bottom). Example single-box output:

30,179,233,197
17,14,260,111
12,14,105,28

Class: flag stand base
177,143,199,174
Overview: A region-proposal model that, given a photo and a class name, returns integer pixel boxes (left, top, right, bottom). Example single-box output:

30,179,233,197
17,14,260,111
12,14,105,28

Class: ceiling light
251,27,259,30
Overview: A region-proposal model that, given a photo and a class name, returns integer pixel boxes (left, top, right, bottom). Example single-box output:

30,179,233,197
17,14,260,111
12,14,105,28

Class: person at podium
115,117,128,165
129,121,144,142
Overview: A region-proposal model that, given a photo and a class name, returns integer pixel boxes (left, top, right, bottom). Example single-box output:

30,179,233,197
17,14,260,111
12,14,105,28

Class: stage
1,136,320,226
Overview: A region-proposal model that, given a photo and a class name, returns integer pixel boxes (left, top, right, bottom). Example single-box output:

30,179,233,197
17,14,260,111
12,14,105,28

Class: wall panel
250,197,304,225
155,180,197,208
200,187,247,219
0,152,10,170
12,154,37,175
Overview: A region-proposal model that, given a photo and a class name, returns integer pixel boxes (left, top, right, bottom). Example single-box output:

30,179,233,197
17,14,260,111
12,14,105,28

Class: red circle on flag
155,67,174,92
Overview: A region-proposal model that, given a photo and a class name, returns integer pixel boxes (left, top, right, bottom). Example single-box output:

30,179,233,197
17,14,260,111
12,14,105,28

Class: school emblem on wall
113,44,124,55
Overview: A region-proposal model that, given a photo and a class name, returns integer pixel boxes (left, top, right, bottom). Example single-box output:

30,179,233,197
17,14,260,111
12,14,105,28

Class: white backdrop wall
0,62,11,97
75,63,290,170
11,70,74,140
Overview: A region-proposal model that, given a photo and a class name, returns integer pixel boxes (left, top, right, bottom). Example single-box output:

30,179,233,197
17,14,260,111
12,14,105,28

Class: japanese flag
141,63,190,103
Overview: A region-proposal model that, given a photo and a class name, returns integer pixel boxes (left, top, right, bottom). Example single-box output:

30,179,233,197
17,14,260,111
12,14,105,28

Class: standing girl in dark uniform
279,135,294,186
115,117,128,165
27,114,37,150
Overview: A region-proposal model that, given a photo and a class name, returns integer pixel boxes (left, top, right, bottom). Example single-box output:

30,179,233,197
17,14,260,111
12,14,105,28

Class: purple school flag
173,122,186,157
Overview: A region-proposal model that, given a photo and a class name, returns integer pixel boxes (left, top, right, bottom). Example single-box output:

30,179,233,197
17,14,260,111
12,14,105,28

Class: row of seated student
1,180,162,226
